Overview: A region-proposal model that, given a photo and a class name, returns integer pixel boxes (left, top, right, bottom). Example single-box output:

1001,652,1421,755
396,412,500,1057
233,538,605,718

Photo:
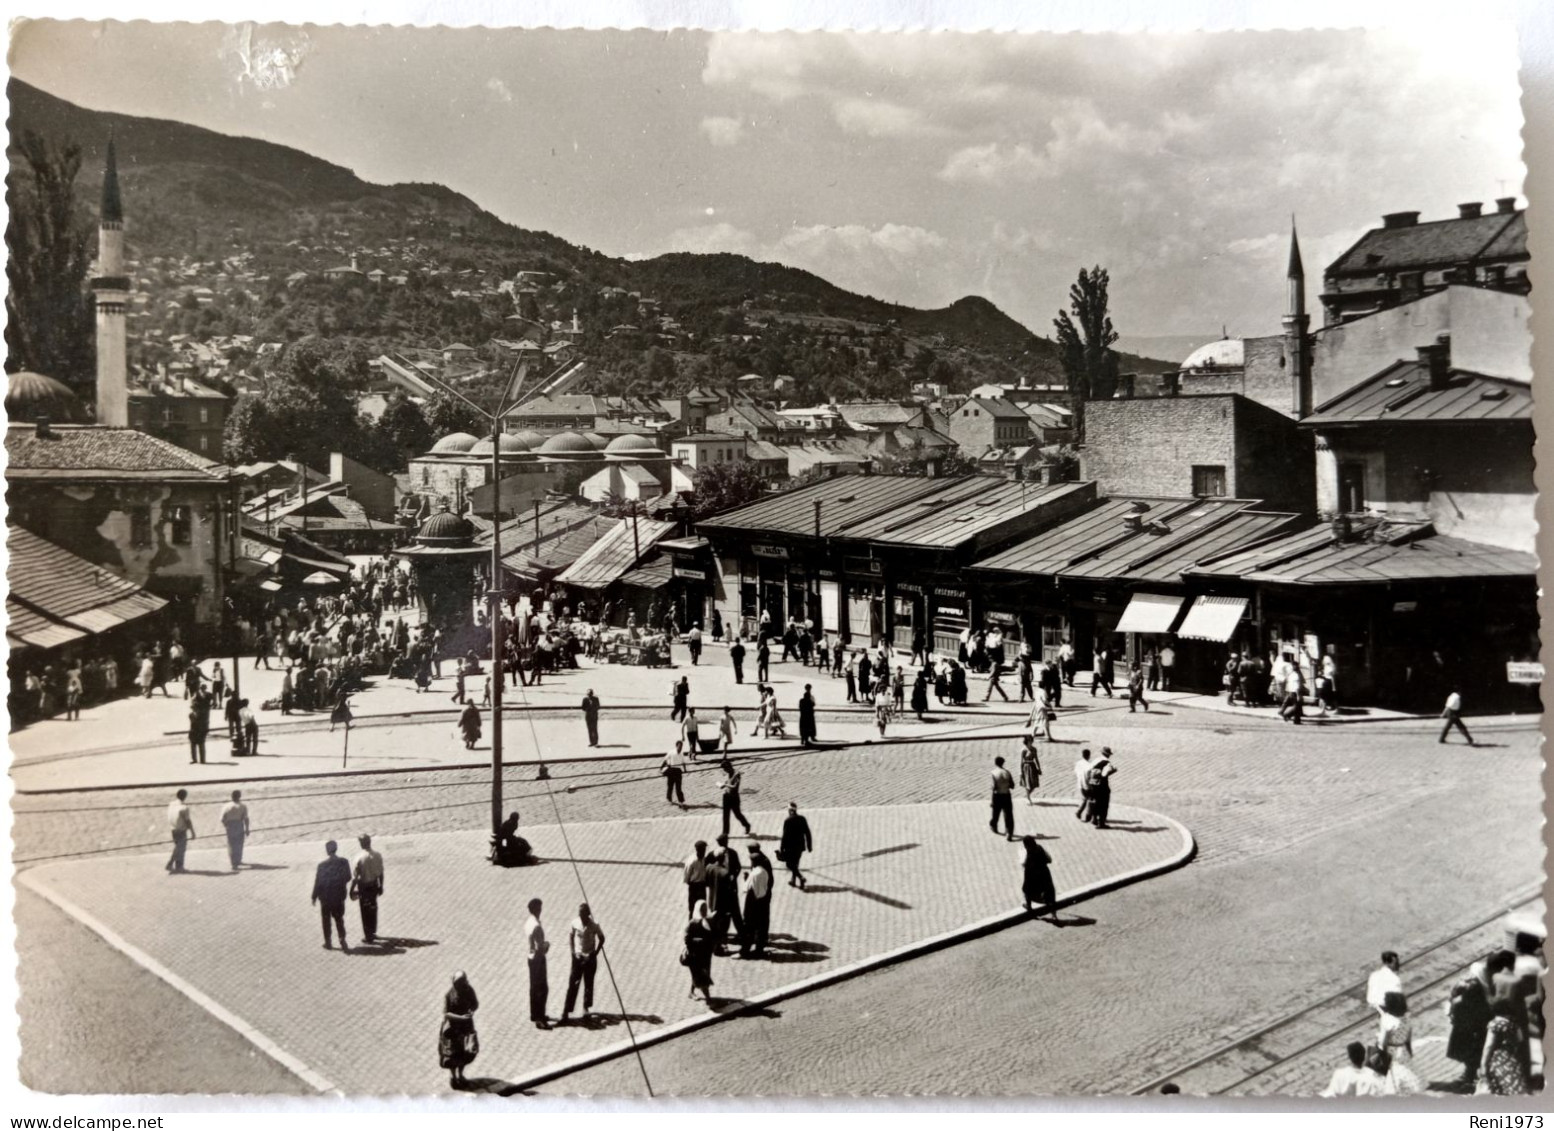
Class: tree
1052,266,1120,446
425,390,484,438
690,458,767,520
221,338,371,468
874,448,982,478
375,398,434,461
4,131,95,390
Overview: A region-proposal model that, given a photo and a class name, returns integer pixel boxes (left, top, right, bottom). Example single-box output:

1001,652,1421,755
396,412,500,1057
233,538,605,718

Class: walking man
311,840,351,950
757,637,771,683
1074,748,1093,823
799,684,817,748
729,636,746,684
166,789,195,873
683,839,710,916
524,897,551,1029
1440,687,1475,745
671,676,690,723
662,741,688,806
1159,641,1175,690
719,706,737,754
352,834,385,944
989,756,1016,841
984,660,1010,702
188,688,211,765
1127,662,1149,713
219,789,249,871
582,688,600,747
687,623,703,666
562,903,605,1022
720,759,752,836
780,802,812,888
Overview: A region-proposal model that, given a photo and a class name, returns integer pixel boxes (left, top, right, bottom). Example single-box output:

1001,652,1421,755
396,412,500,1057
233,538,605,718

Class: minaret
1282,217,1311,418
92,135,130,427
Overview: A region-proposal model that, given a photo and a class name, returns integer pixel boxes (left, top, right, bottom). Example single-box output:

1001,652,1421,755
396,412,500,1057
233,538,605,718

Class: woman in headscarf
910,669,929,720
439,971,479,1088
459,701,482,750
684,899,716,1001
1019,835,1056,920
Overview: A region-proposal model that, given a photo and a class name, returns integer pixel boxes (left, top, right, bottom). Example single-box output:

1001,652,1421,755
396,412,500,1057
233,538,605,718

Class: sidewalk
21,797,1193,1094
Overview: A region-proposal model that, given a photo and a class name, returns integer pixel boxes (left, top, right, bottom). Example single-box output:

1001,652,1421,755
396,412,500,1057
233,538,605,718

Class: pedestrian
892,666,905,712
910,669,929,720
239,698,259,756
799,684,817,747
683,839,710,915
711,609,723,643
1058,638,1075,686
1377,992,1425,1094
1088,748,1117,828
352,834,385,944
1090,647,1115,697
1127,663,1148,713
984,660,1010,702
989,755,1016,840
1018,653,1035,702
281,665,295,714
1019,734,1042,804
311,840,351,950
1074,748,1093,823
439,972,479,1088
64,665,82,720
1019,835,1057,919
720,759,752,836
166,788,194,873
1367,951,1404,1015
524,897,551,1029
687,623,703,666
662,741,688,806
211,661,227,707
1321,650,1339,712
740,845,773,958
255,628,272,670
1159,642,1175,690
729,636,746,684
874,681,892,736
707,835,745,954
452,658,467,704
1482,998,1533,1095
459,701,481,749
778,801,812,889
224,689,242,750
1277,658,1304,725
329,690,353,734
188,688,211,764
1448,951,1509,1088
756,637,770,683
719,706,736,753
1146,649,1161,692
683,899,716,1001
219,789,249,871
582,688,600,747
671,675,690,722
1440,687,1475,745
1321,1042,1386,1097
844,656,857,703
562,903,605,1022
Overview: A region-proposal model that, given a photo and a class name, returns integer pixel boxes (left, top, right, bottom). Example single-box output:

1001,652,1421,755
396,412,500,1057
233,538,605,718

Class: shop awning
1113,592,1185,635
1176,595,1249,642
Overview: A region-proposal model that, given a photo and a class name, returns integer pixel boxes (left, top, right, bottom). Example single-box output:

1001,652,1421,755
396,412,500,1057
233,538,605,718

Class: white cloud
832,97,940,138
939,142,1051,184
699,115,745,146
486,77,513,103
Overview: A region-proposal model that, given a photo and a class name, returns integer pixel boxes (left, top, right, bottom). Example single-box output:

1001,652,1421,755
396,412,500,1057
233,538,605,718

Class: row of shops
685,475,1540,712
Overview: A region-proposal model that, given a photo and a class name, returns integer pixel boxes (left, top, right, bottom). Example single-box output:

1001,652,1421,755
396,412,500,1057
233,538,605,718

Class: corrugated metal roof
973,498,1198,576
838,479,1091,549
1327,210,1526,276
496,504,612,575
699,475,946,537
1188,520,1536,584
1304,361,1532,425
557,518,675,589
618,556,673,588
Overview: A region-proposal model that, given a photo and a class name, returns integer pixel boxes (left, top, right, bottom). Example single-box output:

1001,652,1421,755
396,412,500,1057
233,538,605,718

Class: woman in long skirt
1019,736,1042,804
684,900,716,1001
439,971,479,1087
911,671,929,720
1019,836,1057,919
459,701,482,749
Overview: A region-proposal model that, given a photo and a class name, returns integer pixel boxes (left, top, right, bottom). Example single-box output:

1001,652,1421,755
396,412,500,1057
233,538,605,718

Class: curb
503,804,1199,1094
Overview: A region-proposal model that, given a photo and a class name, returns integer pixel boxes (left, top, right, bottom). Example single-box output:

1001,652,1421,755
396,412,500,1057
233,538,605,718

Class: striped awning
1176,595,1249,642
1113,592,1185,635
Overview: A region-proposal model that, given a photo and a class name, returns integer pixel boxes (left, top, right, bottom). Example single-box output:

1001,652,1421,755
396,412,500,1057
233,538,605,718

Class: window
199,406,209,424
167,505,193,545
162,406,175,425
130,506,153,548
1191,465,1227,497
199,435,209,452
1338,461,1366,513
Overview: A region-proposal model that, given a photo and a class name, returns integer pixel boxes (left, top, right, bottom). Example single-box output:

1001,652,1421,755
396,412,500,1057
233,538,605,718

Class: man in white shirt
219,789,249,872
524,897,551,1029
166,789,194,873
1073,749,1093,823
739,844,774,958
662,741,688,807
351,834,385,943
1440,688,1474,745
562,903,606,1022
1322,1042,1386,1097
1366,951,1403,1015
1158,644,1175,690
683,840,710,916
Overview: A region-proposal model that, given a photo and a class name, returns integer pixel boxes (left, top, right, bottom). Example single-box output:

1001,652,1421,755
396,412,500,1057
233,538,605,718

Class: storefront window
932,588,970,657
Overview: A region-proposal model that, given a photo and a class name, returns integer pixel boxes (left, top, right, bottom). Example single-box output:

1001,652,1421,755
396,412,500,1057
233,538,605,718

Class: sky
9,20,1527,343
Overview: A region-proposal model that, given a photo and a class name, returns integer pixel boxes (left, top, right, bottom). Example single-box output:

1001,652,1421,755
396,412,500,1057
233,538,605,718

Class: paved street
13,689,1540,1096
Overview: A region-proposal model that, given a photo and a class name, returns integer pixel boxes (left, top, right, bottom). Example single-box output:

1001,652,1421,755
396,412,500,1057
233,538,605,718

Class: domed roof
431,431,480,454
538,430,596,455
581,432,609,450
1181,338,1244,371
416,506,475,545
6,371,79,421
468,433,532,455
605,433,663,455
514,429,546,448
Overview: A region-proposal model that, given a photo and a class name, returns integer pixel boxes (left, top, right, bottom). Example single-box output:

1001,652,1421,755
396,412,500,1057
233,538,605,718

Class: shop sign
1507,662,1544,684
936,605,966,618
673,567,707,580
935,587,967,600
844,556,884,577
896,582,925,595
752,544,789,560
987,611,1018,626
1393,600,1418,612
818,569,837,580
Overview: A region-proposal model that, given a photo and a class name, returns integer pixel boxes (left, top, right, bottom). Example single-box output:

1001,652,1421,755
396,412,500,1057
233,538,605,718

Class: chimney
1330,512,1353,541
1457,202,1483,219
34,415,52,439
1161,371,1182,397
1418,334,1452,390
1116,373,1137,399
1382,211,1421,229
1496,196,1518,214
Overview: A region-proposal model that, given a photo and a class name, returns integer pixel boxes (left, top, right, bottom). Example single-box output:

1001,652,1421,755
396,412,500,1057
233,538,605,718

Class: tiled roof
674,433,743,444
7,524,167,650
6,425,229,481
1187,519,1537,584
557,518,675,589
1303,361,1532,426
1326,211,1527,277
960,397,1030,420
835,403,921,426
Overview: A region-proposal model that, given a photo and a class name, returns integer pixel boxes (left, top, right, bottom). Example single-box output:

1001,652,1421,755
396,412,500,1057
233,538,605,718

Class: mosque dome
431,431,480,454
5,371,79,422
604,433,664,456
581,432,610,450
416,506,475,546
468,433,532,455
514,429,546,448
1181,338,1244,371
538,430,596,456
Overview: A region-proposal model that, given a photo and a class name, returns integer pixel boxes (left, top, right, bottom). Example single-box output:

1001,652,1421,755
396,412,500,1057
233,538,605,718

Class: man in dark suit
706,834,745,955
756,638,771,683
798,685,817,748
779,802,813,888
729,637,746,684
311,840,352,950
581,689,600,747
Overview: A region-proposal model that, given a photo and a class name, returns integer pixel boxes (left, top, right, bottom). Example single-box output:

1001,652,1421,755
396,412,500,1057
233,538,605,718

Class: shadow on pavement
236,862,290,871
1101,821,1169,834
559,1010,665,1031
348,935,439,956
705,995,782,1018
457,1076,534,1096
